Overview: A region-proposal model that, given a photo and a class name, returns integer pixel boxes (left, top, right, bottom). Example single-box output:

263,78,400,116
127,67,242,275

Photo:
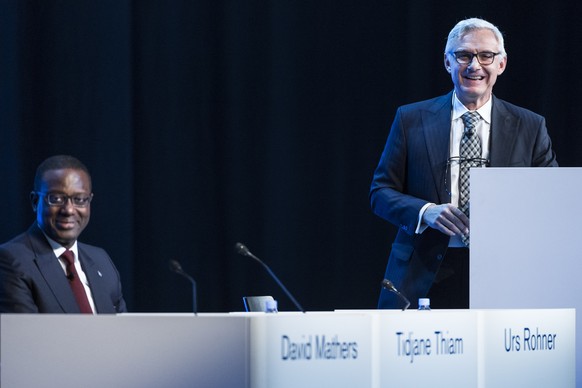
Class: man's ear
497,56,507,75
444,54,452,73
30,191,39,212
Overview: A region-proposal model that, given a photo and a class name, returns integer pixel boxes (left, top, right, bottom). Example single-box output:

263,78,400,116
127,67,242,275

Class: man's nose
467,55,481,69
59,199,76,213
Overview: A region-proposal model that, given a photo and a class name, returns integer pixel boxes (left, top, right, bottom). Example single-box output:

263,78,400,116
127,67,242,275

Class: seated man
0,155,127,313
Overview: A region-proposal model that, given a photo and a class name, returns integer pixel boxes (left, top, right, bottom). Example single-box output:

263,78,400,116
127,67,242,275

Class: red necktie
61,250,93,314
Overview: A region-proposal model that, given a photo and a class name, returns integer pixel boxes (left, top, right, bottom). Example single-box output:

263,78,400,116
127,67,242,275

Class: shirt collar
452,91,493,124
41,228,79,260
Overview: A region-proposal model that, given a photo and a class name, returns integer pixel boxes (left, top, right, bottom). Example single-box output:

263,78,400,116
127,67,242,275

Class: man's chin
456,88,492,108
50,231,80,248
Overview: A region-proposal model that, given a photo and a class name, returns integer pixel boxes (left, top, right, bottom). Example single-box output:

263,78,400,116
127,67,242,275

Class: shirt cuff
415,202,434,234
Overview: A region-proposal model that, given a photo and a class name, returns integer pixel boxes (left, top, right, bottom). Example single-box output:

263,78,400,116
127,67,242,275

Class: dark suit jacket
370,91,558,309
0,224,127,313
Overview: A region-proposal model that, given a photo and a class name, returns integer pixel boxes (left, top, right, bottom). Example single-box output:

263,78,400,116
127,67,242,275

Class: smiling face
444,28,507,110
31,168,92,249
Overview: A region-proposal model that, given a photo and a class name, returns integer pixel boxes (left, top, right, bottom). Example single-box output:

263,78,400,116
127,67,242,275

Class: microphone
381,279,410,311
169,260,198,315
235,242,305,313
66,273,74,281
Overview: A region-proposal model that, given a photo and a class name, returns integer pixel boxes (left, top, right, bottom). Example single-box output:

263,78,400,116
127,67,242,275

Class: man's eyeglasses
444,157,489,197
35,192,93,208
450,51,500,65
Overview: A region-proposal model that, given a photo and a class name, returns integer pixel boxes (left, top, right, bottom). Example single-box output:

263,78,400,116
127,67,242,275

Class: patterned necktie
459,111,482,247
61,250,93,314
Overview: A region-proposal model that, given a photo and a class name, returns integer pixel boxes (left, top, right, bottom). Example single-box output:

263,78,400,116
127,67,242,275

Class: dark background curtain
1,1,580,312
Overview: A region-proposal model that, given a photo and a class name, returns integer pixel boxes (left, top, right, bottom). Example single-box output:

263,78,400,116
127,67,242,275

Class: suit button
436,254,443,261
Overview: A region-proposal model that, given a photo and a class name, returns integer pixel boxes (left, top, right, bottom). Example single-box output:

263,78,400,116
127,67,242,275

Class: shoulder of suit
0,232,27,249
398,92,453,114
493,95,544,120
0,224,40,250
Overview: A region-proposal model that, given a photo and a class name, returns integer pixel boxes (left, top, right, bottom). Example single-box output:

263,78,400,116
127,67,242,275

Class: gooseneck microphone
235,242,305,313
381,279,410,311
169,260,198,315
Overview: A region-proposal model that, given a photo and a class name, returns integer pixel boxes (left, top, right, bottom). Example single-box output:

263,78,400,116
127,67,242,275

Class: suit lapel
28,225,81,313
422,92,454,203
489,96,519,166
78,245,115,313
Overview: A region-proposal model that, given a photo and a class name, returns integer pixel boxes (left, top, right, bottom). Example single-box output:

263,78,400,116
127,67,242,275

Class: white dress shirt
44,234,97,313
416,92,492,246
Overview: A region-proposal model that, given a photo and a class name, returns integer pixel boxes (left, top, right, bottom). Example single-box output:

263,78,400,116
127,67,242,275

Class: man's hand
422,204,470,237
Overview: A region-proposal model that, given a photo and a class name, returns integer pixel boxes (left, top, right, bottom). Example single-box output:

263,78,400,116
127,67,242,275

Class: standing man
370,18,558,309
0,155,127,313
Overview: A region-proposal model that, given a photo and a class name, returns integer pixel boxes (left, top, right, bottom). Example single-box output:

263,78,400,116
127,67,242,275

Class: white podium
471,167,582,386
1,310,575,387
0,314,250,388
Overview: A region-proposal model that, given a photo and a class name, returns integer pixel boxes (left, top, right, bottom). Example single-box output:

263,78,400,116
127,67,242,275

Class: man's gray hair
445,18,506,58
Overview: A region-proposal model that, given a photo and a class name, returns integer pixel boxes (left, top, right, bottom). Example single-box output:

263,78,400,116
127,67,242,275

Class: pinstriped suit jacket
371,91,558,309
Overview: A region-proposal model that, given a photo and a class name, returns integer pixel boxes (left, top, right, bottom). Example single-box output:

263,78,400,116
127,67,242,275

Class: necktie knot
61,250,75,266
461,111,480,134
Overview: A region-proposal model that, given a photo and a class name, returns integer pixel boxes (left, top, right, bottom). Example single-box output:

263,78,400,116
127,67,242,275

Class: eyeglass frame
448,51,501,65
444,156,489,197
34,192,93,208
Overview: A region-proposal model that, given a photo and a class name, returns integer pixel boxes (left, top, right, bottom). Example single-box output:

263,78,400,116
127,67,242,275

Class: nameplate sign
479,309,575,387
377,310,479,387
248,312,373,388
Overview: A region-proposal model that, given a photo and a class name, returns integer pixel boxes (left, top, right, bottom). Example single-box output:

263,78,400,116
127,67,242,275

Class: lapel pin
98,271,103,277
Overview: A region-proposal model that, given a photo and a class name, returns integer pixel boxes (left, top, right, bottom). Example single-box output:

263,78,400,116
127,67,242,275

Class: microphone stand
235,243,305,313
381,279,410,311
169,260,198,315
